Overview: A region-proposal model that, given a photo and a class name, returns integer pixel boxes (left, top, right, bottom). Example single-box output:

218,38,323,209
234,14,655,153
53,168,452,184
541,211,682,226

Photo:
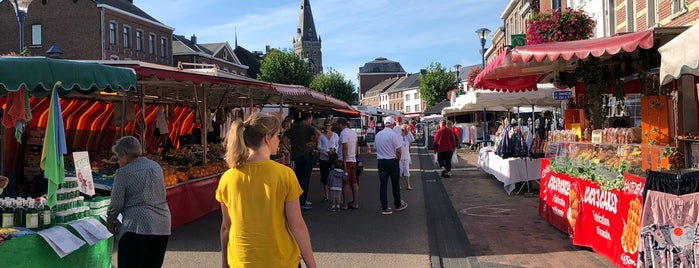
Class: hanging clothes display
495,125,528,159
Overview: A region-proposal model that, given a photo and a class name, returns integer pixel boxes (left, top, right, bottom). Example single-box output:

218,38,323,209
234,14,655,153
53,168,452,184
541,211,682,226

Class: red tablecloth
166,175,221,229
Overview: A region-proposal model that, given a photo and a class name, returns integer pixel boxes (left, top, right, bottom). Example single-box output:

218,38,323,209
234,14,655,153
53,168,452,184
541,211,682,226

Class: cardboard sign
72,151,95,196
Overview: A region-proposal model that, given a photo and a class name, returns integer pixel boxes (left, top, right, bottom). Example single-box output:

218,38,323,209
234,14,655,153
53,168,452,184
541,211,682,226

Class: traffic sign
553,90,572,101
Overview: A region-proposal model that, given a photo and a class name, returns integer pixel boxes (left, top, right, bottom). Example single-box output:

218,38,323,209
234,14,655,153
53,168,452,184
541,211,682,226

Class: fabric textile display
495,125,529,159
2,86,32,142
642,170,699,202
39,83,67,208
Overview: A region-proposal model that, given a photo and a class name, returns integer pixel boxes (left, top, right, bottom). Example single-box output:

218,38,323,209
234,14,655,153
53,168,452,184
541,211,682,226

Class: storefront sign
538,158,645,268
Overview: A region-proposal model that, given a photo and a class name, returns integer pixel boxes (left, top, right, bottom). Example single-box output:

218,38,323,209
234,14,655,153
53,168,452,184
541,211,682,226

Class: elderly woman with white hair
107,136,171,268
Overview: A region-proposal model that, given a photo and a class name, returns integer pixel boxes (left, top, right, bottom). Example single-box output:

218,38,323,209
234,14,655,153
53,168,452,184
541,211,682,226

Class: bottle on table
1,200,14,228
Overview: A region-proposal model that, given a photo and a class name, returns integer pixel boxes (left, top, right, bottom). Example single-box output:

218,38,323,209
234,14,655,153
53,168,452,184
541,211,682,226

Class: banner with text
538,158,644,268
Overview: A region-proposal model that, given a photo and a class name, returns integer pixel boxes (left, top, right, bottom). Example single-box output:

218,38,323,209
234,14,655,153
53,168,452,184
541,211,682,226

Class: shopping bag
433,153,439,166
451,152,459,165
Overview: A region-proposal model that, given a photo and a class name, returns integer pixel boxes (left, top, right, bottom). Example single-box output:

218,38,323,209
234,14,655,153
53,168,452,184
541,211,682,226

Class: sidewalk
439,148,614,267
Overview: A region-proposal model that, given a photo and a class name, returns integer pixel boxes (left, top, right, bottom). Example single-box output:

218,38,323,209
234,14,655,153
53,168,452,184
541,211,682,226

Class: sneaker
305,201,312,205
301,205,312,211
395,201,408,212
381,208,393,215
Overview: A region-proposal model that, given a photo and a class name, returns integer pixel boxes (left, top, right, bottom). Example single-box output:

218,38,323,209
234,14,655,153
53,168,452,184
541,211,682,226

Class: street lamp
453,64,462,94
475,28,490,144
475,28,491,68
9,0,34,53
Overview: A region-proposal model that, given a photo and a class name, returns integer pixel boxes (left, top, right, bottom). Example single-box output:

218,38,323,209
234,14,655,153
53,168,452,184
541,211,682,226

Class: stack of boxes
85,197,110,216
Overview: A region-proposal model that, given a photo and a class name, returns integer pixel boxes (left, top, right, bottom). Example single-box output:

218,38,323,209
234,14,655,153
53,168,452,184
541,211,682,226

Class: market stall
0,56,136,267
477,146,540,194
473,27,696,267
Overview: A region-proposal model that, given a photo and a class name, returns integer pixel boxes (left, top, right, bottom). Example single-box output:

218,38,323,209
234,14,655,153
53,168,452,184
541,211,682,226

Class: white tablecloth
478,147,541,195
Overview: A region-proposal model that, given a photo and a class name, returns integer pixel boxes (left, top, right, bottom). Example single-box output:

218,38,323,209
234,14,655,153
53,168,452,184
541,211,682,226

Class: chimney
265,45,271,53
191,34,197,44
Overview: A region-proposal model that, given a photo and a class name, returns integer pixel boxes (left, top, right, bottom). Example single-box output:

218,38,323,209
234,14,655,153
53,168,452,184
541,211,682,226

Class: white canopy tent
659,23,699,85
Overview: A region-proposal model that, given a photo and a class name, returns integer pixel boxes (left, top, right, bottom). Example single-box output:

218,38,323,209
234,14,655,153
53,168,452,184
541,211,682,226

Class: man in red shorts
337,118,359,210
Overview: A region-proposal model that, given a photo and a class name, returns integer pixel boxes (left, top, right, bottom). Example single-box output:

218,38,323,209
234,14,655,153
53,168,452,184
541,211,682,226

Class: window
405,94,411,101
148,34,155,54
122,26,130,48
223,50,228,60
647,0,657,27
623,94,641,127
109,22,116,45
626,0,634,32
136,31,143,51
414,93,419,99
552,0,561,11
406,106,411,113
607,0,616,36
160,38,167,57
414,104,420,112
672,0,686,14
31,24,41,46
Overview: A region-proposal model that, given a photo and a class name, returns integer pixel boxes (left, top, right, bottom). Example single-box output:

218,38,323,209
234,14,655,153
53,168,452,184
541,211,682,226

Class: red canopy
511,29,655,63
473,49,541,92
474,29,656,92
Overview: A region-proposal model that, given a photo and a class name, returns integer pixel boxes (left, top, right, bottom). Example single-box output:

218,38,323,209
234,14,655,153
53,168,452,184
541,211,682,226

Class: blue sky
138,0,508,88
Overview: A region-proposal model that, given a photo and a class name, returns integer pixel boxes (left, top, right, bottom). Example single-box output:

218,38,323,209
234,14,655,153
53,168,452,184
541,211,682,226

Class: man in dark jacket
433,119,456,178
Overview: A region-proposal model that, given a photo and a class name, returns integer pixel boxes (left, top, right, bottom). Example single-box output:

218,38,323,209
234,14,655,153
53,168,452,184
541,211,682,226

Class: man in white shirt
374,116,408,215
337,118,359,210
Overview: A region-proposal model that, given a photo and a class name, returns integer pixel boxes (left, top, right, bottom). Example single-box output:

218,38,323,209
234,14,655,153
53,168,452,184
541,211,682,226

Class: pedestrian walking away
375,116,408,215
216,112,316,268
433,119,456,178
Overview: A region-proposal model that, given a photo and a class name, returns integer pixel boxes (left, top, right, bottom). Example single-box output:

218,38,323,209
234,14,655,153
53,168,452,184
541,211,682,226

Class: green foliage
549,156,629,191
309,68,358,105
257,49,312,87
418,63,455,107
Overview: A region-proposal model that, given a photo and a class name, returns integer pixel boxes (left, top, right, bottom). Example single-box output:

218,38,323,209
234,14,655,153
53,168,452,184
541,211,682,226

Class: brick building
0,0,173,65
357,57,407,100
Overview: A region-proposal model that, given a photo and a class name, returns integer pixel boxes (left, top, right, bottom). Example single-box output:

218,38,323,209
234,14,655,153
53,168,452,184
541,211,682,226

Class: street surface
113,146,614,268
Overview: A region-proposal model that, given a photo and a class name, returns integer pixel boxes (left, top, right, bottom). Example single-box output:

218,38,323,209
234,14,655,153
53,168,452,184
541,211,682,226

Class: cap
383,116,395,125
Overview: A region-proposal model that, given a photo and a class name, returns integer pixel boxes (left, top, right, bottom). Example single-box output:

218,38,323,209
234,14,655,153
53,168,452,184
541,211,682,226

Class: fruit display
548,141,663,190
186,161,228,179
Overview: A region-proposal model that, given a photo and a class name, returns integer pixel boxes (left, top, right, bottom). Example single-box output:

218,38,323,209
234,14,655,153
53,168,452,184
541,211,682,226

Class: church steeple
293,0,322,74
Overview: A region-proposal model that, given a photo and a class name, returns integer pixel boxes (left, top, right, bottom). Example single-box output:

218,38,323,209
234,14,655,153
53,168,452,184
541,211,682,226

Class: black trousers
118,232,170,268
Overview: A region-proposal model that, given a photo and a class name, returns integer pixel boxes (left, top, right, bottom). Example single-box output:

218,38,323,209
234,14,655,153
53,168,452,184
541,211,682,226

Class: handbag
328,152,339,162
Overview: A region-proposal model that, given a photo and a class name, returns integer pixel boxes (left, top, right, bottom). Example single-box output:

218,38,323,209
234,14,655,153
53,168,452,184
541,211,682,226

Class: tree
257,49,313,87
418,63,455,107
309,68,358,105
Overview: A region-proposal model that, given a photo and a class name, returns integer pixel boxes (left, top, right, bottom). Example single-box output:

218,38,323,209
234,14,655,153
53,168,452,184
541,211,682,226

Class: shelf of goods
539,141,667,268
91,147,229,229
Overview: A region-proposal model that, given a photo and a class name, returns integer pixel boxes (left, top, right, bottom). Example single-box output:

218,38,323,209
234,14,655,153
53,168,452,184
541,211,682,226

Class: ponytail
225,119,249,168
224,113,280,169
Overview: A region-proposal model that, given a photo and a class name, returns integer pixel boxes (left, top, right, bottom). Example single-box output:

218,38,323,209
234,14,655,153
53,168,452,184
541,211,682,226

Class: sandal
407,187,413,191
